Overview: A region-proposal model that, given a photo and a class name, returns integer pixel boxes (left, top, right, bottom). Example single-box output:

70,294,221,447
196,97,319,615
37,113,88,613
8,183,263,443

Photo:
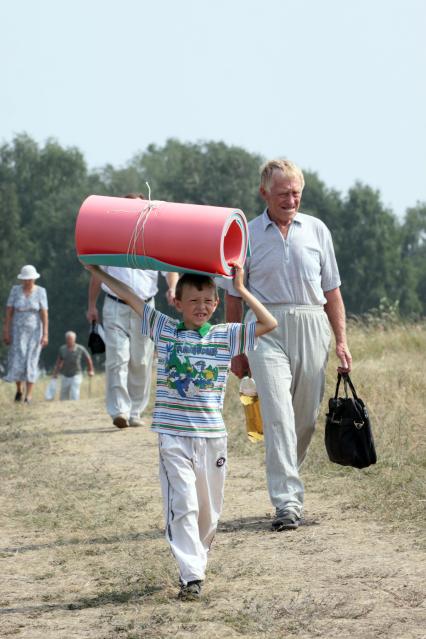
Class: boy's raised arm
83,265,146,317
232,263,277,337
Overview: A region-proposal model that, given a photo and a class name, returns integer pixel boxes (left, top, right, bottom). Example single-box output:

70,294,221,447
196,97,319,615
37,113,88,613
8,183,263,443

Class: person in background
2,265,49,403
52,331,94,400
86,193,179,429
221,159,352,532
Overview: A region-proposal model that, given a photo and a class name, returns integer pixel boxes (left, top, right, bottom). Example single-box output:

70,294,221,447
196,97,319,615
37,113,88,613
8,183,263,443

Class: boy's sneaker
178,580,202,601
271,509,300,531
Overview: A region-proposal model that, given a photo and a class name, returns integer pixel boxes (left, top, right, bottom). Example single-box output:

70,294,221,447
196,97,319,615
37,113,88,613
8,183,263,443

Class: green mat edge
78,254,231,278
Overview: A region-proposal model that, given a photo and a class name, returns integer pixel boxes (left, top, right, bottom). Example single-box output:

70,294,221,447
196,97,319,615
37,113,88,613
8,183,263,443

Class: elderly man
223,159,352,531
53,331,94,400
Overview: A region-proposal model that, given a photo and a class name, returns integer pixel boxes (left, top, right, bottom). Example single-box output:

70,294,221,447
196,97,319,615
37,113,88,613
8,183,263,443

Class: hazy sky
2,0,425,217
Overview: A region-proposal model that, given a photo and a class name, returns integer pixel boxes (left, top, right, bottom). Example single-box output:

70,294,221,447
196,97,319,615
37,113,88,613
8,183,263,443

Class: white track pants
158,434,227,585
247,304,331,518
60,374,82,400
103,296,154,420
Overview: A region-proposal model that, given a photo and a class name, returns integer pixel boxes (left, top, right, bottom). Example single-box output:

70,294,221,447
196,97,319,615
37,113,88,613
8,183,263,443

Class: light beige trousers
103,296,154,420
247,304,331,518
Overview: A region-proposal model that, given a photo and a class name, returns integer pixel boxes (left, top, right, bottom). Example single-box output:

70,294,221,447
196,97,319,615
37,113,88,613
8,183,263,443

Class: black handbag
88,321,105,355
325,373,377,469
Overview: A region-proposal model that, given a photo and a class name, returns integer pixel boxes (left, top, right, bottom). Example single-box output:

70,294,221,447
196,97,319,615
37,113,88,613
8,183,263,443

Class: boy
85,263,277,600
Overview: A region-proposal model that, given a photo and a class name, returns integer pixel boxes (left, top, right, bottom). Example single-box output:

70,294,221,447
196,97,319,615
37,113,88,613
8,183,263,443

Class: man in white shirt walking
86,193,178,429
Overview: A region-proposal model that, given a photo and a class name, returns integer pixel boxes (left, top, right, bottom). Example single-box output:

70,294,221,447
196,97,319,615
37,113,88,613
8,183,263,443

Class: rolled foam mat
76,195,249,277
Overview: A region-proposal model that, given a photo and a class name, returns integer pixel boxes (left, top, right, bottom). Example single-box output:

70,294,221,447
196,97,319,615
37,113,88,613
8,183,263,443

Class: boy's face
174,284,219,330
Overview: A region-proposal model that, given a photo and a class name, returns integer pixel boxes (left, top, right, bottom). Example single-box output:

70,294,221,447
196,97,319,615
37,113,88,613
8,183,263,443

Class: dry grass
0,324,425,638
308,323,426,533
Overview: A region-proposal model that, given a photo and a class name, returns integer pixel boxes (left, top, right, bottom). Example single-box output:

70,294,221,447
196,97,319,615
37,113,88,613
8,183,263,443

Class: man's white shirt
100,266,162,301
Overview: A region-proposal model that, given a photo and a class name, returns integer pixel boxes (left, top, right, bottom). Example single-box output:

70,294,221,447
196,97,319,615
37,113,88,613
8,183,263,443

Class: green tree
0,135,92,367
336,183,402,315
301,170,344,235
95,163,143,197
400,203,426,315
0,183,30,318
131,138,264,217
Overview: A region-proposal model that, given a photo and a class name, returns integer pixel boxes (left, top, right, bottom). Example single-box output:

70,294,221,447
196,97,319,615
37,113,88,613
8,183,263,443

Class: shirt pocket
301,247,321,281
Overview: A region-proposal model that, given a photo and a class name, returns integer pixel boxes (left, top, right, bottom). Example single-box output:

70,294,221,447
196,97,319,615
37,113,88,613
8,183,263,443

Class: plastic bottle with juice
239,376,263,442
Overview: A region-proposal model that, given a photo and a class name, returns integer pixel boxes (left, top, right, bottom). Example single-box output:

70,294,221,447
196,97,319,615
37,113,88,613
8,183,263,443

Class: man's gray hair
260,159,305,192
65,331,76,340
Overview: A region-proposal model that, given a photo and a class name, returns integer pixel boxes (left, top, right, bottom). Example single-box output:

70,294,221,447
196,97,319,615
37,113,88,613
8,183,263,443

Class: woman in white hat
2,265,49,403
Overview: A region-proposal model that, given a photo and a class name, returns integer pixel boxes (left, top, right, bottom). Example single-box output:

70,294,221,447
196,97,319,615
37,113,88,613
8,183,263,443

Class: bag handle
334,373,359,401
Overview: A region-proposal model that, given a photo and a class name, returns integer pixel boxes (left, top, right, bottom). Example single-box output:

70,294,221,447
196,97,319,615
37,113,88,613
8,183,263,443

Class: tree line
0,134,425,368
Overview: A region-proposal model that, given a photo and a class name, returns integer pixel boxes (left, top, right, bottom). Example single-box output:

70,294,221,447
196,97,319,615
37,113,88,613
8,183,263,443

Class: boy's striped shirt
141,305,257,438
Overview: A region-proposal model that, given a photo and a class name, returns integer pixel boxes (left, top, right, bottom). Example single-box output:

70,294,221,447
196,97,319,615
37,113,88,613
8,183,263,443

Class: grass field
0,324,425,638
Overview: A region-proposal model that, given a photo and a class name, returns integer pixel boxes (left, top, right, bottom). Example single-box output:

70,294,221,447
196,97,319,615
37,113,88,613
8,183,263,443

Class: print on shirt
165,342,219,398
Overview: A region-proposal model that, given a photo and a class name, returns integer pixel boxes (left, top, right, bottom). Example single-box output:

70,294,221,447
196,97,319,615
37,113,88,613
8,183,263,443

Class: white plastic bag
44,377,57,401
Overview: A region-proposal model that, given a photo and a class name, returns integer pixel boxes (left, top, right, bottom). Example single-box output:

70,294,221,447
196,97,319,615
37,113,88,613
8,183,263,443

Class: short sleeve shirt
59,344,90,377
100,267,159,301
141,305,257,438
218,210,341,305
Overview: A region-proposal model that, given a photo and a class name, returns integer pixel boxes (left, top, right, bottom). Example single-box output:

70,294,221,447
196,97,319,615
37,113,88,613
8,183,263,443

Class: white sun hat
17,265,40,280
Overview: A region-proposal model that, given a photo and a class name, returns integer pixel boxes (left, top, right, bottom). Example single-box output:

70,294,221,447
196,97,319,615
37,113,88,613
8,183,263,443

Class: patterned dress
4,285,48,383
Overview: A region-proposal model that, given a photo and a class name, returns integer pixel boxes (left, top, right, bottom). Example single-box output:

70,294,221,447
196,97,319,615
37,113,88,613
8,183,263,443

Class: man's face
174,284,219,329
260,171,302,225
66,335,76,348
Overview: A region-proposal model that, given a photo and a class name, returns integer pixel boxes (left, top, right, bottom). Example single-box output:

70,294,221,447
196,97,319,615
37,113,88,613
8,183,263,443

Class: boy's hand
231,262,245,292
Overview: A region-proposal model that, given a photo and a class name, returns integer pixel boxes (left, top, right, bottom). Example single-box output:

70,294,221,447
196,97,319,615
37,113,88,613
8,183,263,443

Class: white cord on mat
126,182,160,267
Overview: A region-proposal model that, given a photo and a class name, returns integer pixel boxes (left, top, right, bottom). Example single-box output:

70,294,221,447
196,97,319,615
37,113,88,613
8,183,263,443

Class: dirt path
0,394,425,639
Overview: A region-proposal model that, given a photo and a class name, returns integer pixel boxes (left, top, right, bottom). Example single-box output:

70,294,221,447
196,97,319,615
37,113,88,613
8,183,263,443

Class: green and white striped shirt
141,305,257,438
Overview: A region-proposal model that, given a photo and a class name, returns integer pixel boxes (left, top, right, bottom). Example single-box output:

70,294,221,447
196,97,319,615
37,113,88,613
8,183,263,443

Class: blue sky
1,0,425,217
